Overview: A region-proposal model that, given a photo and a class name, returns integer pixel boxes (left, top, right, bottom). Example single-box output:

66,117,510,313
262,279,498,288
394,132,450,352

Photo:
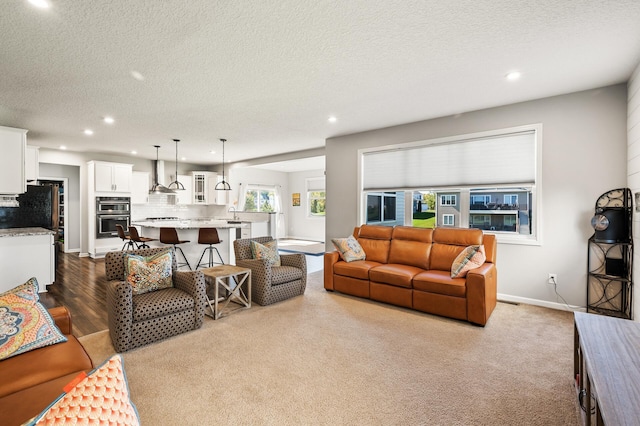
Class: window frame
357,124,543,245
442,214,454,226
243,185,277,213
440,194,457,206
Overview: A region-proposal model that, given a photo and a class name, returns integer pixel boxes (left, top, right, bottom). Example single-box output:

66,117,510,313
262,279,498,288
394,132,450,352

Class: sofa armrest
324,251,340,290
48,306,72,335
106,280,133,353
466,263,498,326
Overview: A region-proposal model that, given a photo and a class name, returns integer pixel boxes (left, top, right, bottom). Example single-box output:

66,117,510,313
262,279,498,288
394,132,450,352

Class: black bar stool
128,226,156,249
160,227,192,270
116,224,136,251
195,228,224,269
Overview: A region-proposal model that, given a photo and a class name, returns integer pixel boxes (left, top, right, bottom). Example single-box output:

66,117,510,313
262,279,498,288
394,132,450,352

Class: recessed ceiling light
59,145,66,150
103,116,115,124
506,71,521,81
131,71,145,81
131,150,137,155
328,116,337,123
181,157,186,161
210,150,216,155
84,129,94,135
28,0,50,9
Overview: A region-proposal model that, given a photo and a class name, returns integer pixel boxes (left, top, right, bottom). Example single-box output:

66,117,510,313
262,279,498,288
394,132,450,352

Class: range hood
149,160,175,194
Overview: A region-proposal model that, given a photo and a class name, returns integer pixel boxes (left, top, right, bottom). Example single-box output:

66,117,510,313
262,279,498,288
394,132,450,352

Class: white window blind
307,177,325,191
362,130,536,191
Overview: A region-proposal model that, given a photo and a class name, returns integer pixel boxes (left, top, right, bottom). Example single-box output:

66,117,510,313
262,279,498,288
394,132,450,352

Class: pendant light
167,139,185,190
149,145,175,194
215,138,231,191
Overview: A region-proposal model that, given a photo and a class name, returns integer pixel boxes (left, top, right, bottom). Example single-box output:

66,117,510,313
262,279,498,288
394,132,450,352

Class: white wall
627,62,640,321
326,85,628,309
287,169,325,241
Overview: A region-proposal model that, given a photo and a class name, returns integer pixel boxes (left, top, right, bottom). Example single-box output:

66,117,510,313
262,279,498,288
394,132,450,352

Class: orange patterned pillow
29,354,140,425
451,245,486,278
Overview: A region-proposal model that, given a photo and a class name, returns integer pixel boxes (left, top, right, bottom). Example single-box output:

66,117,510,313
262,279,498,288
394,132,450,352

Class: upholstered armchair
233,236,307,306
105,247,207,352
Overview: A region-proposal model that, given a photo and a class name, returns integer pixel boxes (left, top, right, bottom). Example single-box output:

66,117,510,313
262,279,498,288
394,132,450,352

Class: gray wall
326,85,628,309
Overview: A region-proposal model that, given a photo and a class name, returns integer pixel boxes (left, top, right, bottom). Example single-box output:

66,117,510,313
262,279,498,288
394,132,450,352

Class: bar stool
160,227,192,270
128,226,156,249
196,228,224,269
116,224,136,251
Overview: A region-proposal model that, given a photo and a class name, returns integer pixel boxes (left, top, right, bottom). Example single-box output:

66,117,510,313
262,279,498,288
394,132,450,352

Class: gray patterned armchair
233,236,307,306
105,247,207,352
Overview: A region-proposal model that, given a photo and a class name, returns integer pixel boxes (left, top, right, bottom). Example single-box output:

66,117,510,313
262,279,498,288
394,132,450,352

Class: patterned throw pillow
125,249,173,295
28,354,140,425
331,235,366,262
451,245,486,278
0,277,67,361
251,240,281,266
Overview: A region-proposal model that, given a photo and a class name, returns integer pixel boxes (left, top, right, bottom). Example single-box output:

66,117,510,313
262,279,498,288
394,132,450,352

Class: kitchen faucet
228,206,239,220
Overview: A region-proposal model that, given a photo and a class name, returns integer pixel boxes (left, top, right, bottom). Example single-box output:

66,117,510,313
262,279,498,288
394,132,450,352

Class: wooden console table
574,312,640,425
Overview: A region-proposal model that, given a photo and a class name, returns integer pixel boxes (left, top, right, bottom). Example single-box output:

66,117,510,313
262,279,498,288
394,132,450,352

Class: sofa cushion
433,227,483,246
334,260,382,280
28,354,139,425
356,225,393,264
370,264,425,288
0,278,67,361
451,245,486,278
331,235,366,262
132,287,195,322
272,265,303,285
125,249,174,295
413,270,467,297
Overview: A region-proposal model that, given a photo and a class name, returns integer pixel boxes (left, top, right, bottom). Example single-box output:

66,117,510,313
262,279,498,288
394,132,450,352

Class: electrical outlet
548,273,558,285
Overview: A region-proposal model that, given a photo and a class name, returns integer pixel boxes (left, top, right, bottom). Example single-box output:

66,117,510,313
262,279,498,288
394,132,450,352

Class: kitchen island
0,227,56,293
131,219,267,266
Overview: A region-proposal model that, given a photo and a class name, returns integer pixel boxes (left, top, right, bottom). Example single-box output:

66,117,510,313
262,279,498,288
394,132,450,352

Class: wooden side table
201,265,251,319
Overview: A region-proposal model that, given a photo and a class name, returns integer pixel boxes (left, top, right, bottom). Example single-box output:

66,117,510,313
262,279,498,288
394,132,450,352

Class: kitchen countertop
0,227,56,238
131,219,245,229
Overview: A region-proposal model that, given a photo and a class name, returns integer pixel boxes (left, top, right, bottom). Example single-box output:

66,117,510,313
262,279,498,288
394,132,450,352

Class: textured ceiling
1,0,640,167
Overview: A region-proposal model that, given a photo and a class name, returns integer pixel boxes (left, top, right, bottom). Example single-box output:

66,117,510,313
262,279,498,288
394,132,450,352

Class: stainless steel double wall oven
96,196,131,238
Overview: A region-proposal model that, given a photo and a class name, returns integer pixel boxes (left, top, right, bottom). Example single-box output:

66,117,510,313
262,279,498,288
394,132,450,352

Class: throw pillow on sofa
0,277,67,361
27,354,140,425
331,235,366,262
125,248,174,295
251,240,281,266
451,245,486,278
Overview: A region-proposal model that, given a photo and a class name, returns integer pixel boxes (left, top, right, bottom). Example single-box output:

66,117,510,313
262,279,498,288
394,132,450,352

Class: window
243,186,276,212
366,192,397,223
504,194,518,205
360,125,541,244
306,177,326,217
440,195,456,206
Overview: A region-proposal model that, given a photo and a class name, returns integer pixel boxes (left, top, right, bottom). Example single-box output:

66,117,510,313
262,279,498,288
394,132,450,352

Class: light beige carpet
80,272,581,425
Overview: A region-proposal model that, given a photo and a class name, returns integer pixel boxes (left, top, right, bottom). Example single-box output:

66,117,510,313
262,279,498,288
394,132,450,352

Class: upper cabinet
90,161,133,193
175,174,193,205
25,146,39,182
192,171,226,205
0,126,27,195
131,171,149,204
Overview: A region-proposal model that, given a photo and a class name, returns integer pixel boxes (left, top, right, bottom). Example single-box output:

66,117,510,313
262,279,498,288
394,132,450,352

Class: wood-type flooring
40,252,109,337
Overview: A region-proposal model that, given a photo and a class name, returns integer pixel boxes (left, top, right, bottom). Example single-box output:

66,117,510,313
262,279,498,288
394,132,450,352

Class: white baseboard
79,252,90,258
65,248,80,253
498,293,586,312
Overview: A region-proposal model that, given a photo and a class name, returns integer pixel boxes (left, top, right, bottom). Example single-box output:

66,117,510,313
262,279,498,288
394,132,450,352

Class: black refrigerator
0,184,59,232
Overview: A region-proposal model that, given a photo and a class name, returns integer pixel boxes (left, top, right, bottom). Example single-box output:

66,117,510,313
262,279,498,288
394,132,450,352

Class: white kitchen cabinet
0,230,55,293
92,161,133,193
175,174,193,205
214,175,229,205
192,171,217,205
26,145,39,182
131,171,149,204
0,125,27,194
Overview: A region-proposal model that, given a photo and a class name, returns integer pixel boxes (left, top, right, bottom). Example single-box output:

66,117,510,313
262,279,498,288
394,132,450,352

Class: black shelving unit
587,188,633,320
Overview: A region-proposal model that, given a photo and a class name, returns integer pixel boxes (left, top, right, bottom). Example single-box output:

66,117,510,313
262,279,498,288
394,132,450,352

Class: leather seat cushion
272,265,303,285
413,270,467,297
133,287,195,322
369,264,424,288
334,260,382,280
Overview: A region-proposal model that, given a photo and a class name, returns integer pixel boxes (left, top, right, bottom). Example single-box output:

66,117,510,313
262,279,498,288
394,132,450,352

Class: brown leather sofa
0,306,94,426
324,225,497,326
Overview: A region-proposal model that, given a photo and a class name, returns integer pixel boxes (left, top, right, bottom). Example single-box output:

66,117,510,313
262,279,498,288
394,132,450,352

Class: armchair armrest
466,263,498,326
323,251,340,290
48,306,72,335
106,280,133,353
174,270,207,329
280,253,306,272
